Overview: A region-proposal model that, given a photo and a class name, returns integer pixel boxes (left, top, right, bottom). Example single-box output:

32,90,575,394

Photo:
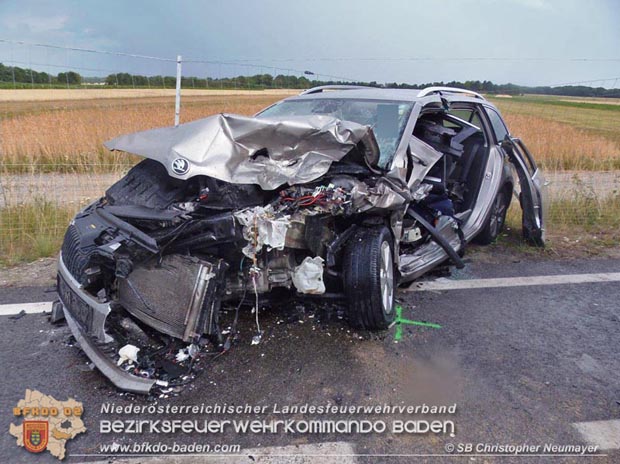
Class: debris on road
117,344,140,366
8,309,26,320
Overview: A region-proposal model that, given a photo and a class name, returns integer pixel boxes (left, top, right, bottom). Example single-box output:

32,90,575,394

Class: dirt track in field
2,170,618,209
0,88,299,102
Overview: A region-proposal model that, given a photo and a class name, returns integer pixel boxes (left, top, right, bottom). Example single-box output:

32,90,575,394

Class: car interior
413,105,491,217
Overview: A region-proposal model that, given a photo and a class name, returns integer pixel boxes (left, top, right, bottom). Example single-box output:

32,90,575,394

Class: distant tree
57,71,81,85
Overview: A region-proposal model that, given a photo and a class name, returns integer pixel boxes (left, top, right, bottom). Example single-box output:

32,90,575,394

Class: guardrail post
175,55,182,126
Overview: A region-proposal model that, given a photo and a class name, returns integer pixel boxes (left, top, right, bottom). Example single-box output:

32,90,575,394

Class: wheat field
0,91,618,172
0,93,290,172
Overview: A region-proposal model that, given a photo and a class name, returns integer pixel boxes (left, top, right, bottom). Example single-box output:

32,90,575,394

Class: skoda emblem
171,158,189,175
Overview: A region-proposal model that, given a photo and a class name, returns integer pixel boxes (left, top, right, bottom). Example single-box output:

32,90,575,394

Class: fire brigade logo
10,389,85,460
23,421,49,453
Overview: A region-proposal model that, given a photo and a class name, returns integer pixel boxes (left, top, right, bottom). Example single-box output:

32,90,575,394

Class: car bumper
57,253,156,394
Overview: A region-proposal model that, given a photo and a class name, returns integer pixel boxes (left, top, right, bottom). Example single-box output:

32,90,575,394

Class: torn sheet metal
292,256,326,294
350,178,412,212
407,137,444,190
105,113,380,190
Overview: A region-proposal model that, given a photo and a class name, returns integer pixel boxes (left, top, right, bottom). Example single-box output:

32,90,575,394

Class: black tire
343,226,395,330
474,187,510,245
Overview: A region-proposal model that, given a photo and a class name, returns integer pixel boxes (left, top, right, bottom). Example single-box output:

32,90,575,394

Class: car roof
281,87,499,110
289,88,426,102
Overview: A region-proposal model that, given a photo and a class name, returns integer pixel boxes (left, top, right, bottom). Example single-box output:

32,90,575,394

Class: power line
185,57,620,63
1,38,618,88
0,38,175,62
1,59,121,75
548,76,620,87
0,38,358,82
184,58,355,82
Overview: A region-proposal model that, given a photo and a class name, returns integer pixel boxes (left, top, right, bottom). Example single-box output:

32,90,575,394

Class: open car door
502,137,546,247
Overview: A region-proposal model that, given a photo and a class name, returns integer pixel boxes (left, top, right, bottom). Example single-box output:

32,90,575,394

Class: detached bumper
57,254,156,394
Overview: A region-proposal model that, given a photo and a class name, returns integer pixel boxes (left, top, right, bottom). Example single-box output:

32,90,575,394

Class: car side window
446,106,488,145
484,107,509,143
448,108,482,127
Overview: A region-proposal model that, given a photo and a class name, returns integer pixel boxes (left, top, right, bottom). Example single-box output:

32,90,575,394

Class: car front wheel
343,226,395,330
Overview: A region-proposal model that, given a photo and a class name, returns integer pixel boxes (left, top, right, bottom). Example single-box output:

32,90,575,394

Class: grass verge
0,200,76,266
2,192,619,266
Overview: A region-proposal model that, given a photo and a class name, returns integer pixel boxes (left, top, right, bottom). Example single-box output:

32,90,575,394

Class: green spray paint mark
393,305,441,341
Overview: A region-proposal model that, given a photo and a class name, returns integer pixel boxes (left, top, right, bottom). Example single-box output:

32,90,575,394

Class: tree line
104,73,620,97
1,62,618,98
103,72,314,89
0,63,82,85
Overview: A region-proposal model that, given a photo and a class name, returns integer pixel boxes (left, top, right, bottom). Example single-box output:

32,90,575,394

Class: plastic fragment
175,349,190,362
251,331,263,345
292,256,326,294
188,344,199,359
117,344,140,366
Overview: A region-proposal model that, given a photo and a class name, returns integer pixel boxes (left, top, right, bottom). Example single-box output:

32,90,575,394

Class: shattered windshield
257,98,413,168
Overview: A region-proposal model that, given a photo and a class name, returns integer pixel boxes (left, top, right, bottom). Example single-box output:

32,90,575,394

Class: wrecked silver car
55,86,545,393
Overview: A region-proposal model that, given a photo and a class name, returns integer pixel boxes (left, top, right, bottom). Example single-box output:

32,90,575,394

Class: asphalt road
1,257,619,463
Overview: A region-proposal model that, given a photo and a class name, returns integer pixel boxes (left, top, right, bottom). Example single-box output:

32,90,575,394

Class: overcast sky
0,0,618,86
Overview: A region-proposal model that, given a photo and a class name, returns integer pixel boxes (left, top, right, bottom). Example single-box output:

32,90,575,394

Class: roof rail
299,85,374,96
416,86,486,100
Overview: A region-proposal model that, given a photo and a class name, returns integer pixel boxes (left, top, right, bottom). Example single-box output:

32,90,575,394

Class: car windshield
257,98,413,168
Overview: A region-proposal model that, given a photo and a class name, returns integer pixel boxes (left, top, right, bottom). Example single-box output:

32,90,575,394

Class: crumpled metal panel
105,113,380,191
407,137,444,190
350,178,412,212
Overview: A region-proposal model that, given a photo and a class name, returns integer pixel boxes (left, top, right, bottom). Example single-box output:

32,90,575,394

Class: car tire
474,187,510,245
343,226,396,330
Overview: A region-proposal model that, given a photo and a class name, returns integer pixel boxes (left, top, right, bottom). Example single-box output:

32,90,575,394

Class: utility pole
175,55,182,126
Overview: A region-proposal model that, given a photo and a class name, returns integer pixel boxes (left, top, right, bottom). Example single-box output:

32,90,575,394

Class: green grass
506,185,620,239
2,189,619,267
0,200,77,266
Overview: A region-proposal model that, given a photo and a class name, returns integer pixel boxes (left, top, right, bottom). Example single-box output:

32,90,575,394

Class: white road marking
573,420,620,450
0,301,53,316
405,272,620,292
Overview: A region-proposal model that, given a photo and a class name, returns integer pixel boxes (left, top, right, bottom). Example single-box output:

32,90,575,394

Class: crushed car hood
105,113,380,190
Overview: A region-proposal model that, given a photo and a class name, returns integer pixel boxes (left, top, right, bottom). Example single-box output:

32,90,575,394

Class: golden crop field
0,90,618,172
490,95,620,171
0,92,292,172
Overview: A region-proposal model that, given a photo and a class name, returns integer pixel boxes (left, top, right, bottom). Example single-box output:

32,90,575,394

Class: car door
484,105,545,246
502,137,546,246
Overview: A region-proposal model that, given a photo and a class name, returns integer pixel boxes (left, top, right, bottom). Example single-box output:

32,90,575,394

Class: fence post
175,55,182,126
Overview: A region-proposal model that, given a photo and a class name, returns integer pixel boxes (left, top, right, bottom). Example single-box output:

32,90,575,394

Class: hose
406,207,465,269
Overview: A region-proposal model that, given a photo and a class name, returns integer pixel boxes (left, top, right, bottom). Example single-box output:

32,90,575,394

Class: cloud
2,14,70,33
507,0,552,9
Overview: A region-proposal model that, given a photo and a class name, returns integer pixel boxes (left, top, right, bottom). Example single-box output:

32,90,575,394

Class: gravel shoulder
1,257,57,288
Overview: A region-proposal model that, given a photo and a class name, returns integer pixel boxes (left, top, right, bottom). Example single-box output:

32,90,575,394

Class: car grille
61,224,92,280
57,271,94,331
